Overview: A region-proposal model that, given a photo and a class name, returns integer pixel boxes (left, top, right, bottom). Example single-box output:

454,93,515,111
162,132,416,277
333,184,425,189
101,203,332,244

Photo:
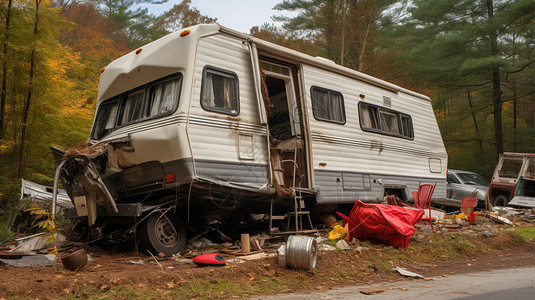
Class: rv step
270,215,286,220
288,211,310,215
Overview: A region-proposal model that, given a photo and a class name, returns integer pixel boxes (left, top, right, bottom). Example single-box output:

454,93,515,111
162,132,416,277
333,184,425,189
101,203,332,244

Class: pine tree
384,0,535,159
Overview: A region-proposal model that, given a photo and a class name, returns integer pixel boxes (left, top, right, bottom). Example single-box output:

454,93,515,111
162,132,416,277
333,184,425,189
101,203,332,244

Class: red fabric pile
337,199,423,248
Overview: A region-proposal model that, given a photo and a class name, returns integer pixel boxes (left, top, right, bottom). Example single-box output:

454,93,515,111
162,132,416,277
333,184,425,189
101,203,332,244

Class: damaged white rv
52,24,447,255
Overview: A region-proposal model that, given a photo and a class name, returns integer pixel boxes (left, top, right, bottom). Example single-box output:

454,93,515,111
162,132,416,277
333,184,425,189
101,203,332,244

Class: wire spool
285,235,317,270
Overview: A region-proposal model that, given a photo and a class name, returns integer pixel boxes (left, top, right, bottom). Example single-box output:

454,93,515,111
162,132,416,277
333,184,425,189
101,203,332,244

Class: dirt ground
1,221,535,299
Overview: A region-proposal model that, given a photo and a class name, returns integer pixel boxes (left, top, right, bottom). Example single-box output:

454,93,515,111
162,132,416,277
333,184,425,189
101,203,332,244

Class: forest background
0,0,534,231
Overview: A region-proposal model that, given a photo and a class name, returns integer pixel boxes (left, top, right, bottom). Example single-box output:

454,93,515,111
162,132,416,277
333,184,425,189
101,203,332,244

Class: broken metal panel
20,179,72,209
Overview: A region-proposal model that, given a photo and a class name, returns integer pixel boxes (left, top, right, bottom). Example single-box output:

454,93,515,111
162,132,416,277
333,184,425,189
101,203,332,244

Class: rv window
359,102,414,139
90,73,182,140
91,99,119,139
148,76,181,116
379,109,400,134
311,86,345,124
118,90,145,126
401,114,414,138
201,67,239,116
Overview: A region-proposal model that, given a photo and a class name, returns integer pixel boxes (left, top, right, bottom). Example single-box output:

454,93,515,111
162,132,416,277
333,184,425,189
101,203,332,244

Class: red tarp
337,199,424,248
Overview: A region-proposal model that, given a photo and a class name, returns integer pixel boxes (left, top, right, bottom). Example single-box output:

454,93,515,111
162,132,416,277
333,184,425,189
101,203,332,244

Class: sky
144,0,297,33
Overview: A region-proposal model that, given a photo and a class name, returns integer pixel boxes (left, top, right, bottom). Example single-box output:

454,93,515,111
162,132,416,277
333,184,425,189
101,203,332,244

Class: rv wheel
493,195,509,207
138,211,186,256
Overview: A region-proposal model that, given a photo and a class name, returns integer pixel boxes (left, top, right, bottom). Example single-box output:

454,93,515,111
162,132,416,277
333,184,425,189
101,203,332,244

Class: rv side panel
301,64,446,203
188,34,269,189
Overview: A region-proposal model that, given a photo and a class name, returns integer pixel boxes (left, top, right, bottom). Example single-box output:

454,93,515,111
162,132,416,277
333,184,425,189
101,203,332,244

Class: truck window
201,67,239,116
499,158,523,178
310,86,345,124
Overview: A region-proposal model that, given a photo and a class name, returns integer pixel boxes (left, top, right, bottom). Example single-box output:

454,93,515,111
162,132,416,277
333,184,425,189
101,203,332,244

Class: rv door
247,40,267,125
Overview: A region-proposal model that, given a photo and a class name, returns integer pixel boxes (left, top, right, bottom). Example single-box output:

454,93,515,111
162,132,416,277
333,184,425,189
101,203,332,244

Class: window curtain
150,79,178,116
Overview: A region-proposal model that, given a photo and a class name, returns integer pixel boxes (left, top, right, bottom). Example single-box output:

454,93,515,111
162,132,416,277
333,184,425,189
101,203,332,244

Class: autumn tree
0,0,13,140
155,0,216,32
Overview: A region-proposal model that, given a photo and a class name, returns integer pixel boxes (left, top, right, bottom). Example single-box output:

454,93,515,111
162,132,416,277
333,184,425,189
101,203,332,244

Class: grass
507,226,535,243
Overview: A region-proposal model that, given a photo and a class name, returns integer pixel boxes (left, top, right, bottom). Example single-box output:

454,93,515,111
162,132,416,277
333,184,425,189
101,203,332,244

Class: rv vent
383,96,392,107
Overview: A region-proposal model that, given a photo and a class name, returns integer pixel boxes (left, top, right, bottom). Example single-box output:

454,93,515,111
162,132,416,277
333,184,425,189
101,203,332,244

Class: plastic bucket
285,235,317,270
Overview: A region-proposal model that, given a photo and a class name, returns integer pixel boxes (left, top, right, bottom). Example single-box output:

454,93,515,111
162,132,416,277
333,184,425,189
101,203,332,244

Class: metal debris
394,266,425,279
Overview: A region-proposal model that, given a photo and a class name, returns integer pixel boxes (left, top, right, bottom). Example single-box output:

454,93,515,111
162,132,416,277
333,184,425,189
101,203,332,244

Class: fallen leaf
400,287,409,291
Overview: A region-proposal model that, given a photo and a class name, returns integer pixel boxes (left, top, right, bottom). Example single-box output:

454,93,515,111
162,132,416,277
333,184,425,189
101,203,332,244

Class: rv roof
98,24,430,103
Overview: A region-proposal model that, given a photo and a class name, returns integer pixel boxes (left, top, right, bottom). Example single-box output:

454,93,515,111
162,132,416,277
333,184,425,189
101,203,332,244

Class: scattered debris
61,248,88,271
192,253,226,267
335,239,351,250
129,259,145,265
394,266,424,279
10,232,67,253
486,213,514,226
337,200,423,248
20,179,73,211
284,235,317,271
0,254,56,267
328,224,348,240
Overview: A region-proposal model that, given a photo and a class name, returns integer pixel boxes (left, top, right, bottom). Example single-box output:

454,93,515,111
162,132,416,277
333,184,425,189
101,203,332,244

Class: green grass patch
507,227,535,243
369,255,393,274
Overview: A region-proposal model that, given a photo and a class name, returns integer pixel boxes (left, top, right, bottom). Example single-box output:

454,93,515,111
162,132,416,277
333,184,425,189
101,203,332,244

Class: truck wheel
138,211,186,256
493,195,509,207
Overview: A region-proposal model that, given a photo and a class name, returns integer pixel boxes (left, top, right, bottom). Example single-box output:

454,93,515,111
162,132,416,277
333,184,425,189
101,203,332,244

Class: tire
493,195,509,207
138,211,186,256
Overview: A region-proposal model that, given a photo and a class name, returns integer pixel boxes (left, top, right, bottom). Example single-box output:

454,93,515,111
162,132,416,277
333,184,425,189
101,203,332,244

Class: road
250,265,535,300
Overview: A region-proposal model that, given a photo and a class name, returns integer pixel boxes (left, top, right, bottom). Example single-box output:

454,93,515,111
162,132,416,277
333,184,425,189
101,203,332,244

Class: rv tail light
100,67,106,73
180,30,190,37
165,173,176,183
135,48,142,55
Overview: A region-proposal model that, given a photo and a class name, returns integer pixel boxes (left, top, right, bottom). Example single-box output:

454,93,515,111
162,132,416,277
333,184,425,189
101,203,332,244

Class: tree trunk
339,0,346,66
486,0,503,155
18,0,41,177
467,90,483,154
1,0,13,139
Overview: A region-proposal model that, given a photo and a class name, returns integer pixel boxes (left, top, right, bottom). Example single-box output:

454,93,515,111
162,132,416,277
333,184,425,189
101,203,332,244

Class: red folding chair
461,197,477,223
413,182,436,231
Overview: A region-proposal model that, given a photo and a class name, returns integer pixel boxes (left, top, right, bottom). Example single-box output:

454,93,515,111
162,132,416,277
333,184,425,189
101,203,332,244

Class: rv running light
165,173,176,183
100,67,105,73
180,30,190,37
136,48,142,55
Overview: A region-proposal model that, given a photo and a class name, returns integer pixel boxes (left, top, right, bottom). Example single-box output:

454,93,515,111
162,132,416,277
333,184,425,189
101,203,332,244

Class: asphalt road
251,265,535,300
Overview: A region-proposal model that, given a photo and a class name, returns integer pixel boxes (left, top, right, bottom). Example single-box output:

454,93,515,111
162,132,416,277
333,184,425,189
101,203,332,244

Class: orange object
180,30,190,37
165,173,175,183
